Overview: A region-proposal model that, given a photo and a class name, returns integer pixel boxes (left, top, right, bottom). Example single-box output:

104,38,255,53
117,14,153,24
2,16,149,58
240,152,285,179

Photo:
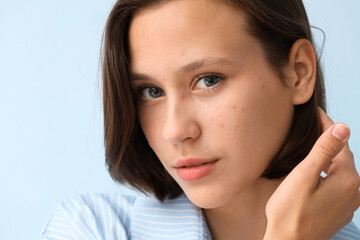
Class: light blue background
0,0,359,239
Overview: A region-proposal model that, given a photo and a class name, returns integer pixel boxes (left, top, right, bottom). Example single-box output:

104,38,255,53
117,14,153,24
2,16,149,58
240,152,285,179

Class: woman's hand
264,108,360,240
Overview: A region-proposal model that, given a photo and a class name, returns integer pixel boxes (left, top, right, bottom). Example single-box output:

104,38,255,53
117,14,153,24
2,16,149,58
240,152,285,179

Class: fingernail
331,124,350,141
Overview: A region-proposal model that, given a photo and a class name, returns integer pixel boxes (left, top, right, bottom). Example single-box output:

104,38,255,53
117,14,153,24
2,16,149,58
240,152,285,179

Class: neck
203,178,283,240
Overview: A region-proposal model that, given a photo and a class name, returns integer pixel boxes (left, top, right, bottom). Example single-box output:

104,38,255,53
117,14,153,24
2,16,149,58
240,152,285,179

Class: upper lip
173,158,218,168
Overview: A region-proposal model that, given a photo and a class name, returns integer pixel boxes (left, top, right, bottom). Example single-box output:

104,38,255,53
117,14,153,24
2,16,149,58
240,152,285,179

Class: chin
182,185,235,209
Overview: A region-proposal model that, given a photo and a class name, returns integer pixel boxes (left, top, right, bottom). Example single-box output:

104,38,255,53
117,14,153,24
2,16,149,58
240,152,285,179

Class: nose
162,99,200,145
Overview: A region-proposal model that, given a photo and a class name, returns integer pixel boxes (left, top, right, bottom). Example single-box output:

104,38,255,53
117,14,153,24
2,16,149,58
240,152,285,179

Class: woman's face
129,0,294,208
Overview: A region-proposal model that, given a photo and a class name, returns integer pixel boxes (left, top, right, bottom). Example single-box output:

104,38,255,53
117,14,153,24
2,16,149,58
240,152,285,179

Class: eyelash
135,72,225,104
194,72,224,92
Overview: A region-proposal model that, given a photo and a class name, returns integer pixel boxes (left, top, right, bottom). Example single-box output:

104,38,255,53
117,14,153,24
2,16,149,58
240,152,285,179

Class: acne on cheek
214,106,243,130
233,106,248,132
232,105,247,112
216,121,239,131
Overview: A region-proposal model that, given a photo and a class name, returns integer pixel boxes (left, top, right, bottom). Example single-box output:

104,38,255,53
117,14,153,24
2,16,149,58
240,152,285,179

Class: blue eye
140,86,164,99
195,74,221,89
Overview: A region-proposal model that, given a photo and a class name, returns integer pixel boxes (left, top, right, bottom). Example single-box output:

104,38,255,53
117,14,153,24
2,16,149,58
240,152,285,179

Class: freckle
232,105,237,110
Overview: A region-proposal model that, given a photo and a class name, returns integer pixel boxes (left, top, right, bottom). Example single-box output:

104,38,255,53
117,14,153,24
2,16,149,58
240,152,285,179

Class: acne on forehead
129,0,247,47
129,1,252,75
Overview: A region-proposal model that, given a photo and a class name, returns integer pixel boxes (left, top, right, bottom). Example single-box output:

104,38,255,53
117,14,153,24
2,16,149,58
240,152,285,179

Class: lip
174,158,218,181
173,158,218,168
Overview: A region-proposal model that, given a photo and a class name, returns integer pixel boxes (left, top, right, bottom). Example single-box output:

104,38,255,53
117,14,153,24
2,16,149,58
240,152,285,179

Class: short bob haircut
102,0,326,201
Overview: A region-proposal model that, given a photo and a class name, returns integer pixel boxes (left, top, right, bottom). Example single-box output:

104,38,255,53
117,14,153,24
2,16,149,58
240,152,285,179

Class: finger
317,107,334,133
317,107,352,170
326,146,356,176
317,108,332,174
318,107,351,148
296,122,350,185
317,108,336,173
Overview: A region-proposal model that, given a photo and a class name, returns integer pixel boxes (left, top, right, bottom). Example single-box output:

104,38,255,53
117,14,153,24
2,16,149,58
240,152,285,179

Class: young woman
42,0,360,239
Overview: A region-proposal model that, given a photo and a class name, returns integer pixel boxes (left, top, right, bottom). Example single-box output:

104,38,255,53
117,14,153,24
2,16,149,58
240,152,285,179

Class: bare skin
264,109,360,240
128,0,360,239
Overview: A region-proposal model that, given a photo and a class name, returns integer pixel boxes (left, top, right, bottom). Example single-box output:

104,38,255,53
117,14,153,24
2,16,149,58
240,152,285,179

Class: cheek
206,82,292,165
203,102,251,148
215,105,242,131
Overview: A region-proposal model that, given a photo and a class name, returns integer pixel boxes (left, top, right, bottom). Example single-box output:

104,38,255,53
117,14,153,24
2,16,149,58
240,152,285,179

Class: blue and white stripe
41,193,360,240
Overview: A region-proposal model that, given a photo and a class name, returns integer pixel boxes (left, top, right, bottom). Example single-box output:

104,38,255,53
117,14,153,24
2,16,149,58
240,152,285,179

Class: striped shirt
41,193,360,240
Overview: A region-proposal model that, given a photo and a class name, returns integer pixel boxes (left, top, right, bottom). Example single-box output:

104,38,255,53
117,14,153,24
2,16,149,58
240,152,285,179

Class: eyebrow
130,57,233,81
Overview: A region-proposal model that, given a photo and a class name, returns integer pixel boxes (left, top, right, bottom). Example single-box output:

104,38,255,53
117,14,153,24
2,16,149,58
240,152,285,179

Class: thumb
296,123,350,185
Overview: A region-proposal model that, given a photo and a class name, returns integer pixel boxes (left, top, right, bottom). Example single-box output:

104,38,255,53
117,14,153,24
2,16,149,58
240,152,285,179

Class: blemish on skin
179,92,186,99
232,105,237,110
180,50,186,56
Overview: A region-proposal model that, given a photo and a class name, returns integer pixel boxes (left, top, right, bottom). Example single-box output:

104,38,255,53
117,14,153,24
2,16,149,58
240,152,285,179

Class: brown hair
102,0,326,201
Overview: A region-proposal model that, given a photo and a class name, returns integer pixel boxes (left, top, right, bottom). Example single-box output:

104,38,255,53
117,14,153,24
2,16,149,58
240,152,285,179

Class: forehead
128,0,252,74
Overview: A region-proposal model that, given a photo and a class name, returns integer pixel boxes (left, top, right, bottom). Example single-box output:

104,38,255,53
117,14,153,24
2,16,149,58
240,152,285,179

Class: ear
286,39,317,105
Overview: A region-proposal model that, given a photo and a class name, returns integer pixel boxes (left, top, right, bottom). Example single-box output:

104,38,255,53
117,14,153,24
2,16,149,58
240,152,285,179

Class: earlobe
287,39,317,105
